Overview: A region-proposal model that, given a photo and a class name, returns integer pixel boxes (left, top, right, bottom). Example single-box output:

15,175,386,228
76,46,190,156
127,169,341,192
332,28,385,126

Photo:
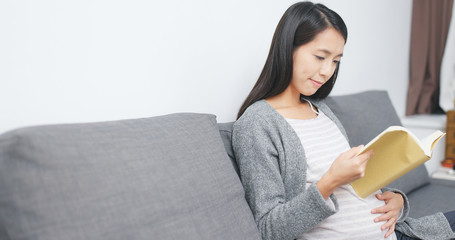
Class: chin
301,90,318,97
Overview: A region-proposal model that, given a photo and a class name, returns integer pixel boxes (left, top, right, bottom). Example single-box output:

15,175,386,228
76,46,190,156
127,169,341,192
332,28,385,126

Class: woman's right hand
317,146,373,199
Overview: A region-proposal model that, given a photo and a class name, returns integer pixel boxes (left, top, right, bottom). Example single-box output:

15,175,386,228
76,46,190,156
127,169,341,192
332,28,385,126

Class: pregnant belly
300,186,396,240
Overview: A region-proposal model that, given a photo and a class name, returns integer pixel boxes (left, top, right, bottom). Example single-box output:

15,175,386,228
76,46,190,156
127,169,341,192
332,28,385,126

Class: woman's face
289,27,345,97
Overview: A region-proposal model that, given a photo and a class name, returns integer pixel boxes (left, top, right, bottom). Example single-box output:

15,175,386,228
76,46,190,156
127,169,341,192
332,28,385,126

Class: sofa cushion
325,90,431,194
325,91,403,147
406,181,455,218
0,113,260,240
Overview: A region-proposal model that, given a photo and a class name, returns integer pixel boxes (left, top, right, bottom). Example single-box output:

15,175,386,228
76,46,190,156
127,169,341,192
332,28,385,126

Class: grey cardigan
232,99,455,240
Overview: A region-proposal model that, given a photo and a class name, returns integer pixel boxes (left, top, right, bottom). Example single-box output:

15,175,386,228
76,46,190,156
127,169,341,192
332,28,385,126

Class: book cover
350,126,445,198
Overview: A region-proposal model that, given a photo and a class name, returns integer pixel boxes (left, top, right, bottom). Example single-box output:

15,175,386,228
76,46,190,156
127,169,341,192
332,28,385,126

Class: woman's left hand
371,191,404,238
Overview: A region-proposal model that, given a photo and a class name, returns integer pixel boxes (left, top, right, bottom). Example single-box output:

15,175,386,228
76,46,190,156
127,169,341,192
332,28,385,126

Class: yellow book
350,126,446,198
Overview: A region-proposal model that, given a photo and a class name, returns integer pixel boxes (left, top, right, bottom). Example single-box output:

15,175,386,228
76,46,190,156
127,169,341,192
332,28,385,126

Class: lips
310,79,323,88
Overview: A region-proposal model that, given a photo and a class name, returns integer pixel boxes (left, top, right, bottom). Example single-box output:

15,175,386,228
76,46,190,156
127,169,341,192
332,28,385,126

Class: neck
267,87,302,108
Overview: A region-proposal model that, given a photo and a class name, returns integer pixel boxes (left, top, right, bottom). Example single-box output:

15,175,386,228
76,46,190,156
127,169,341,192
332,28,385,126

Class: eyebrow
318,49,343,57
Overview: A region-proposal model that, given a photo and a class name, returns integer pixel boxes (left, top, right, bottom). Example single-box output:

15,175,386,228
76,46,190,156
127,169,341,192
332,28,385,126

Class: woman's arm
318,146,372,199
232,118,338,240
233,112,374,239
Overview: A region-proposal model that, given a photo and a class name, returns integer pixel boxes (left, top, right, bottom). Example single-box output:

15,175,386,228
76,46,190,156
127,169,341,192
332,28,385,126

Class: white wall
0,0,412,134
322,0,412,114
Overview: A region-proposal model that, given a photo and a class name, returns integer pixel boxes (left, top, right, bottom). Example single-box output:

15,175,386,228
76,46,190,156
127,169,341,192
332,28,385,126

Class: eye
315,55,325,61
333,60,340,64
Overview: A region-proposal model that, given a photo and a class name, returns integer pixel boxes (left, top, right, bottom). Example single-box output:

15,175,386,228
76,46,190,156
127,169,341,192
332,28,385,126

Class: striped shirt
286,111,396,240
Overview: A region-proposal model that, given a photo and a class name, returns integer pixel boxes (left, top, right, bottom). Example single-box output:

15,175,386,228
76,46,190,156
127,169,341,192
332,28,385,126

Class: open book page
350,126,445,198
357,126,418,155
357,126,445,157
421,130,445,156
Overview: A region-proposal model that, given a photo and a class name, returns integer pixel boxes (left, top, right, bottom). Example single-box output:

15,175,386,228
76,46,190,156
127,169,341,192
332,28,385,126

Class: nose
319,61,336,78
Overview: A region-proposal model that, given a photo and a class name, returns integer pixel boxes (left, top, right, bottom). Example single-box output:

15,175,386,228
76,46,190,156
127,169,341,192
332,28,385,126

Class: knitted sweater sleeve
232,115,338,240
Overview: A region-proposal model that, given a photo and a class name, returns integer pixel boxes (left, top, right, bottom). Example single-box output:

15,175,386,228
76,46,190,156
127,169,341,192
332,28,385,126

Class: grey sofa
0,90,454,239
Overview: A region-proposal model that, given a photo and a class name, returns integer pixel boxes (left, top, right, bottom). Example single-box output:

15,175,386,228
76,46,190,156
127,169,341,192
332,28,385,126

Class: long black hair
237,2,347,119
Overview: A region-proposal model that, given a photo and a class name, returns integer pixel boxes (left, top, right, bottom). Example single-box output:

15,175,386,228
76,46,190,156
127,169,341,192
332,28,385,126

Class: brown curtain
406,0,453,115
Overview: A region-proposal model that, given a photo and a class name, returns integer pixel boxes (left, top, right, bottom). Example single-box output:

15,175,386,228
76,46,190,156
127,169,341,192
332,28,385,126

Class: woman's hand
317,146,373,199
371,191,404,238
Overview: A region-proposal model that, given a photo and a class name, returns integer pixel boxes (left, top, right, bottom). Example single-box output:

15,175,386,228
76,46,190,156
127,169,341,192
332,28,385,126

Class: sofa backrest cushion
0,113,261,240
325,90,403,147
218,90,430,195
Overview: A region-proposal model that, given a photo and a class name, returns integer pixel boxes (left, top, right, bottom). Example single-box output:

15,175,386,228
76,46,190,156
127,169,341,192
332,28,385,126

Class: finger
371,205,390,214
381,217,396,230
376,191,394,201
358,150,373,162
374,212,393,223
345,145,364,158
355,144,365,150
384,223,396,238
